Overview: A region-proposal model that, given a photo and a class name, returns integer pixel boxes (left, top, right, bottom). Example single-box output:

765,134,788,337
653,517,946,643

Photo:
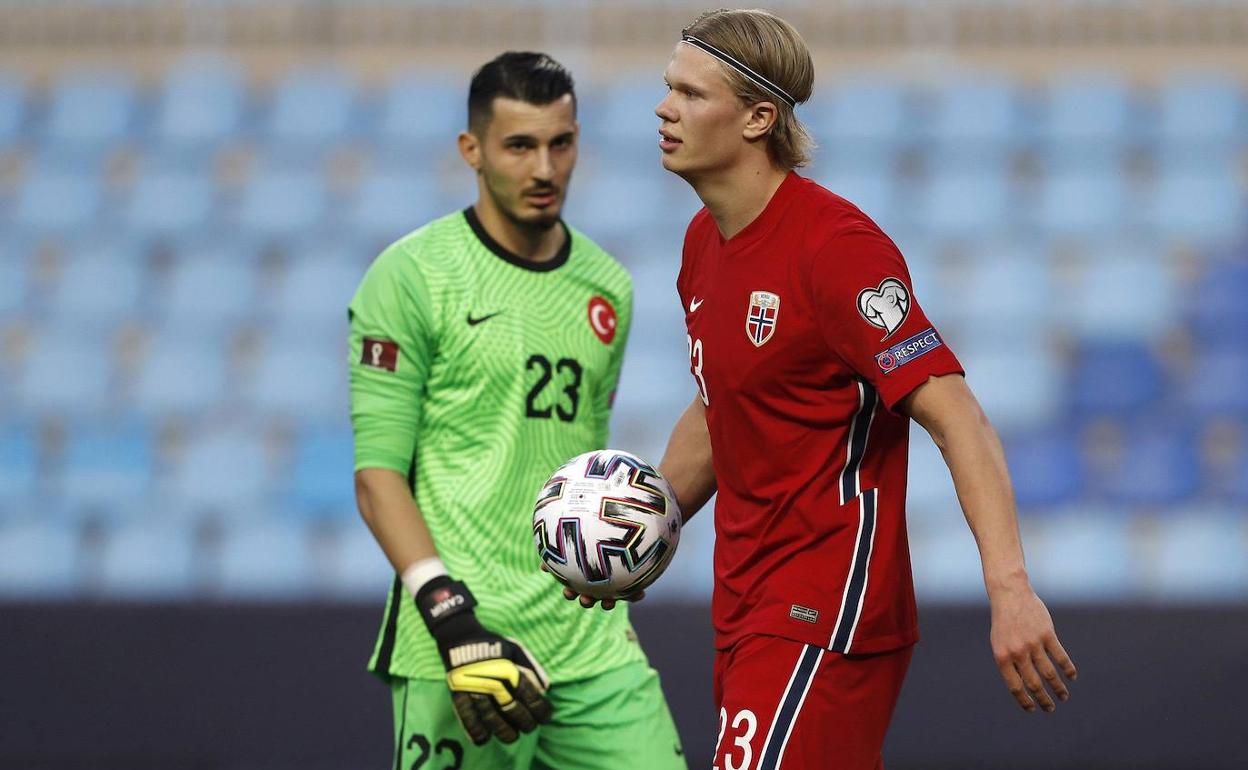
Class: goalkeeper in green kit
349,52,685,769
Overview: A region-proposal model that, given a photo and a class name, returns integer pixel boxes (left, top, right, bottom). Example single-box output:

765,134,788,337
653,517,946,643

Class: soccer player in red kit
635,9,1078,769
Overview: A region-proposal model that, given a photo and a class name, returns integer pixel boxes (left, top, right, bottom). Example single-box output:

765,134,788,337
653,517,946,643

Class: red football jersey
678,172,964,655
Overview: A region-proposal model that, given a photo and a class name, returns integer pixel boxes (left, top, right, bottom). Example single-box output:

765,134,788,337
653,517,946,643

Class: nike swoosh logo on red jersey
689,297,704,312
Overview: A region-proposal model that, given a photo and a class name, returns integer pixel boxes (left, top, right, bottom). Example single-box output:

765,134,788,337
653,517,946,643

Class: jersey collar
463,207,572,273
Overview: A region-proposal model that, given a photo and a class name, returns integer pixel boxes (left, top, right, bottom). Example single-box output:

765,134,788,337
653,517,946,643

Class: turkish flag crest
746,291,780,347
588,296,617,345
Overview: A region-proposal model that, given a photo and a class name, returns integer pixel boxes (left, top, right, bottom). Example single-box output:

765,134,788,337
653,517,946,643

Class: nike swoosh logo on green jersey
467,311,502,326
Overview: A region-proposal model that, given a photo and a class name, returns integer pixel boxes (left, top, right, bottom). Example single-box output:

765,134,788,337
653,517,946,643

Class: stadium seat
129,329,229,418
0,244,32,320
939,247,1053,335
344,171,439,243
1101,428,1200,506
1068,342,1166,417
13,329,115,419
1155,73,1244,149
1024,508,1136,601
1186,260,1248,342
215,520,312,598
1064,251,1178,341
265,66,356,147
1180,349,1248,419
959,337,1062,431
12,170,102,234
909,522,987,602
1034,168,1130,237
923,76,1021,167
1004,428,1085,510
324,522,395,600
0,521,79,597
593,76,667,157
1151,510,1248,600
234,170,328,236
906,425,959,522
97,521,198,598
243,334,346,423
285,428,356,518
0,424,39,517
1039,74,1135,147
46,240,147,326
164,425,274,517
0,74,25,146
124,169,216,236
376,70,462,150
153,57,246,148
157,256,256,332
913,170,1013,238
565,165,674,238
43,70,137,148
813,77,912,148
59,422,154,512
1149,170,1246,245
267,245,364,330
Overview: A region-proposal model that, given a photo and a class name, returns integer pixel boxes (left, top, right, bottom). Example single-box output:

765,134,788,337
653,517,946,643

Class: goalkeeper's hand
415,577,553,745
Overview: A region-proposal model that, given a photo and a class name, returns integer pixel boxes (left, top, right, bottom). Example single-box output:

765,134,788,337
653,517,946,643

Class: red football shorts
712,635,913,770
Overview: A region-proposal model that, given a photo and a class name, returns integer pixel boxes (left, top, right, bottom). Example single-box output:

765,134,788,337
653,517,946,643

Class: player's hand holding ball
533,450,682,610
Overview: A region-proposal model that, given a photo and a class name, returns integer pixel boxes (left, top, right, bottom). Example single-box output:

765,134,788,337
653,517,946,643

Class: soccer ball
533,449,682,600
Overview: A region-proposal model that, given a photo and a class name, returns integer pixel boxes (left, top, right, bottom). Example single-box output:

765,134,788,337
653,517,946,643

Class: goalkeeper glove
415,576,553,745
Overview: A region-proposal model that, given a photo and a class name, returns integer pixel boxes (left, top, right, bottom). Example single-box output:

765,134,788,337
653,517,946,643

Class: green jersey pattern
349,208,644,683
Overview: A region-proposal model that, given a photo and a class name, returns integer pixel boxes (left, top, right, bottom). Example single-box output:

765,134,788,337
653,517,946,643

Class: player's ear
742,101,778,141
458,130,482,171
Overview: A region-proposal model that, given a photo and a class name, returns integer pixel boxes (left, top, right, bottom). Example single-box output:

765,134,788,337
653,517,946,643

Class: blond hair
682,8,815,169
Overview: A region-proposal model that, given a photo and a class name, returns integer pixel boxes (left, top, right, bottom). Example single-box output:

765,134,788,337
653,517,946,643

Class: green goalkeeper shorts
390,661,686,770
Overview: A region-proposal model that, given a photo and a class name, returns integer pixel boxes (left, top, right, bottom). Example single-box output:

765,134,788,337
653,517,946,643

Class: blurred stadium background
0,1,1245,768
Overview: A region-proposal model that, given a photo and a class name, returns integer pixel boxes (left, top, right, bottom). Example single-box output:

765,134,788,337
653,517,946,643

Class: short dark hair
467,51,576,133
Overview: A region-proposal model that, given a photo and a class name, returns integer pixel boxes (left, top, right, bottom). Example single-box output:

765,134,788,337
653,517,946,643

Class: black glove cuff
414,576,478,634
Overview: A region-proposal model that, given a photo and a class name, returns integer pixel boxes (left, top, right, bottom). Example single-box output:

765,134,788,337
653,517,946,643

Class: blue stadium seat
1181,348,1248,418
243,334,346,423
325,522,394,600
265,66,356,147
12,171,101,233
268,249,363,330
940,248,1053,335
812,77,912,147
594,76,666,157
1004,429,1084,509
0,424,39,517
1156,73,1244,149
157,256,256,332
1069,342,1166,417
1064,251,1177,341
1149,170,1246,245
129,328,229,418
215,520,312,598
960,337,1062,431
1102,428,1200,506
0,74,26,146
565,165,674,238
1024,508,1136,601
1152,510,1248,600
234,170,328,236
906,424,959,519
345,171,439,242
44,70,137,148
913,170,1012,238
0,521,79,597
153,57,246,148
1034,169,1130,237
923,76,1021,172
1040,74,1135,146
1186,260,1248,341
0,244,32,319
286,428,356,518
13,329,115,419
165,425,274,516
376,70,462,149
59,423,154,512
909,522,987,602
124,169,215,236
47,241,147,326
97,521,197,598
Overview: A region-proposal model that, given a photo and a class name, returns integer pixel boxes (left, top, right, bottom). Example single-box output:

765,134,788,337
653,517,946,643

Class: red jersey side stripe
829,488,878,653
839,381,878,505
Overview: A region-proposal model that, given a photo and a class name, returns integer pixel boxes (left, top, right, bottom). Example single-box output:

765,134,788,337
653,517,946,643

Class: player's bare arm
902,373,1078,713
658,395,717,522
354,467,440,571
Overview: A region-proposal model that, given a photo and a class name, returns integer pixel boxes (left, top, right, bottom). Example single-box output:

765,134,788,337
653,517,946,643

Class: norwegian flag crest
746,291,781,347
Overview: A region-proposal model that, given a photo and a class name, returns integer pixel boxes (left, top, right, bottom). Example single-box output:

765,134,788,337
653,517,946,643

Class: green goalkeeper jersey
349,207,645,683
